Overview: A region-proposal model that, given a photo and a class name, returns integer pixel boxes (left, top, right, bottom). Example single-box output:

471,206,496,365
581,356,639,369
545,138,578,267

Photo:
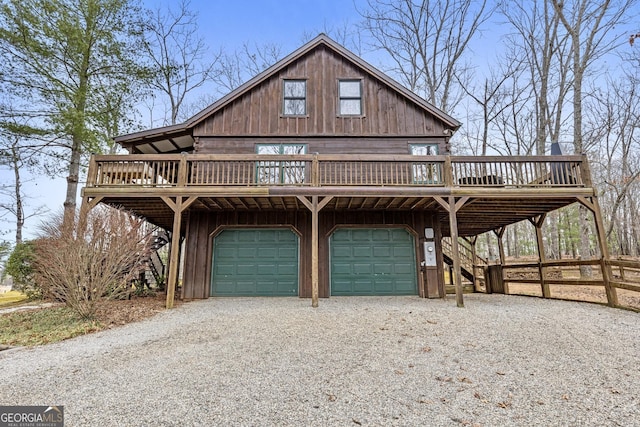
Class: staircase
144,227,171,290
442,237,487,292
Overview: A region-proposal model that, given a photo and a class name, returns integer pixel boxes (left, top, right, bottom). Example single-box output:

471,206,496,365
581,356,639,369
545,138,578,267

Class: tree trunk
63,136,82,227
11,145,23,245
548,211,559,259
578,205,593,277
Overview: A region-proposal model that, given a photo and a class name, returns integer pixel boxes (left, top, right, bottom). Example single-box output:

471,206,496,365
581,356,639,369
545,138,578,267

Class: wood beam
162,195,198,309
529,215,550,298
585,196,618,307
297,196,332,308
311,195,319,308
447,196,464,308
82,196,103,211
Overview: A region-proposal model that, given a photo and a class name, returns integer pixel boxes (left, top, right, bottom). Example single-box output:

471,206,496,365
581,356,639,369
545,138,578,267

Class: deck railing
86,154,588,189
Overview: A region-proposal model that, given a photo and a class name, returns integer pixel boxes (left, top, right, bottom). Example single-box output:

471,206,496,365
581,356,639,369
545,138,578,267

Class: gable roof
116,34,461,154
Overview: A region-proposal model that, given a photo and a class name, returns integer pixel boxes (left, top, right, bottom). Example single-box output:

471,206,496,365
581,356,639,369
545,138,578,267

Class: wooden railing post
444,156,453,187
86,155,98,187
178,153,188,187
580,154,593,188
312,153,319,186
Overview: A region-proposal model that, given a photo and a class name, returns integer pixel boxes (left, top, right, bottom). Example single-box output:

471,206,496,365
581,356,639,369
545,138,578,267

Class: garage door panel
333,246,352,258
332,279,352,294
237,231,257,242
354,279,374,292
278,247,297,258
330,228,417,296
372,229,391,240
374,263,393,274
373,246,391,258
394,263,414,274
353,246,373,257
351,229,372,241
374,279,393,291
393,247,414,257
353,263,372,274
395,280,416,293
332,263,352,275
277,264,297,275
212,229,299,296
390,228,411,241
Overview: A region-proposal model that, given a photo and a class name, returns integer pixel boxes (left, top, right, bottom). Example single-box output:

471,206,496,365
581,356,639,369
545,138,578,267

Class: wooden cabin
82,34,617,308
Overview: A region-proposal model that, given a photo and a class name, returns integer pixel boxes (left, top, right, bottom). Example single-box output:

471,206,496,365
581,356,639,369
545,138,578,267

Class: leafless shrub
33,206,154,320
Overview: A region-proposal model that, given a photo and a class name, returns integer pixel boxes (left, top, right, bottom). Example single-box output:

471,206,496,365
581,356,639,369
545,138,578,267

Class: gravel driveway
1,294,638,426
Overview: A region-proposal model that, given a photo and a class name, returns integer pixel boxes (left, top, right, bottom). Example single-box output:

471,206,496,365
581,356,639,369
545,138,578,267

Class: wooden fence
492,258,640,311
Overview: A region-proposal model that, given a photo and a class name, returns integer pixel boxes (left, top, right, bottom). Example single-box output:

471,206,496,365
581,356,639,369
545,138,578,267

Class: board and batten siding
181,210,443,300
192,45,448,140
193,137,446,155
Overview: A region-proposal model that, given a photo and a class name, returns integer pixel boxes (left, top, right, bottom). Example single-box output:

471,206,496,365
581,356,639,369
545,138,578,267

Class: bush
33,206,154,320
3,241,41,299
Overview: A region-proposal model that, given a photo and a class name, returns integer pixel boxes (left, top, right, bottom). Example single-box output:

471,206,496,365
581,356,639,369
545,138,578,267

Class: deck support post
297,195,333,307
493,226,508,294
162,196,198,309
577,196,618,307
435,196,468,307
467,236,479,291
311,195,319,308
530,214,550,298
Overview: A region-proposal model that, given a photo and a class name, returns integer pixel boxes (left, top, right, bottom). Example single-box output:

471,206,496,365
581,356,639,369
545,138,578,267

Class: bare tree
586,75,640,255
142,0,221,125
551,0,637,273
499,0,573,155
551,0,636,154
457,58,522,156
213,42,283,94
358,0,493,112
0,118,49,244
301,20,364,55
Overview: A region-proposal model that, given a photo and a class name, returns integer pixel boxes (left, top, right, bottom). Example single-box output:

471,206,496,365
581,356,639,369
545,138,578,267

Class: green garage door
211,229,299,296
330,228,418,296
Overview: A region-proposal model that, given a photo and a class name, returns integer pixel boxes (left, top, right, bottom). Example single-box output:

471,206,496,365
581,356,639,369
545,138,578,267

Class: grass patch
0,290,28,307
0,306,103,347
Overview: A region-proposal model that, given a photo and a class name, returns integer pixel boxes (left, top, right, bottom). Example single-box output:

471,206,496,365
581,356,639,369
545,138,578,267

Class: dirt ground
93,293,171,326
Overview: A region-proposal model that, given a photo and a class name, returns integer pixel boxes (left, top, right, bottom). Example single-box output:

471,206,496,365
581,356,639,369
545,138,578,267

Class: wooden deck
83,153,595,237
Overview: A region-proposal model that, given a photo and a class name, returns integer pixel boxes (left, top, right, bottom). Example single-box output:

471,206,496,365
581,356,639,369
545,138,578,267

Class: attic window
339,80,362,115
283,80,306,116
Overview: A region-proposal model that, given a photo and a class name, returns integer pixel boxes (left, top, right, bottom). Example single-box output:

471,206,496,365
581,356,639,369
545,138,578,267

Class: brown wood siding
193,46,447,139
182,209,443,300
194,137,447,155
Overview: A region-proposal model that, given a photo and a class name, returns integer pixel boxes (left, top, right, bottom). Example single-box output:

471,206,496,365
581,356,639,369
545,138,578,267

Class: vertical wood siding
193,46,446,139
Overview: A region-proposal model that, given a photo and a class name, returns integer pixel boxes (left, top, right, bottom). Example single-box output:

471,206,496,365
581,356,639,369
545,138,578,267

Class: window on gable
339,80,362,115
256,144,307,184
283,80,306,116
410,144,440,184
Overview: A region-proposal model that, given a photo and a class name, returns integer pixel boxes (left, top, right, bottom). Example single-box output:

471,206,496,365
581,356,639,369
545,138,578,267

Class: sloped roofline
185,33,461,129
115,33,460,147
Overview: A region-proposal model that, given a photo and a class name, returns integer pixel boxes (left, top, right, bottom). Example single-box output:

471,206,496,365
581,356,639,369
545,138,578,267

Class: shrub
3,241,41,299
33,206,154,320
